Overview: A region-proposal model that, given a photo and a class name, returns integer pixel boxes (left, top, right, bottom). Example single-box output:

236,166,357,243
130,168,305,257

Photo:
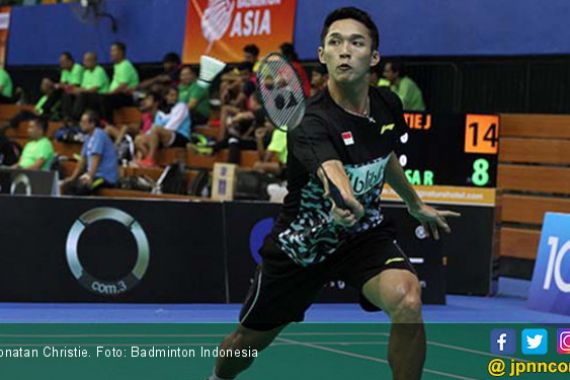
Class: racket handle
329,183,349,210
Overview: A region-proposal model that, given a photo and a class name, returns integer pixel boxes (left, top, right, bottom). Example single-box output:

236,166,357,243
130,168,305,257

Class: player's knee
382,279,422,322
227,329,273,352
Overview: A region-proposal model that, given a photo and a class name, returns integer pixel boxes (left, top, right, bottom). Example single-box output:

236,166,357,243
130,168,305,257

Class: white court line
277,337,480,380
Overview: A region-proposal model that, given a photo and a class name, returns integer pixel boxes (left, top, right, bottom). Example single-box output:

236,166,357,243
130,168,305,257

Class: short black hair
279,43,298,61
385,60,404,76
83,109,100,125
313,64,328,75
163,52,181,65
320,7,379,51
146,91,162,103
30,117,48,133
243,44,260,57
61,52,74,62
112,41,127,54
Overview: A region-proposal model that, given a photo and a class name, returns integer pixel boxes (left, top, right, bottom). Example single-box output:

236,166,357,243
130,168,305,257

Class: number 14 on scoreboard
464,114,499,154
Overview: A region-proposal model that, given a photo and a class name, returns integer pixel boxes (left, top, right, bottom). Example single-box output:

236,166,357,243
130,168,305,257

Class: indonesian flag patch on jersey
341,131,354,146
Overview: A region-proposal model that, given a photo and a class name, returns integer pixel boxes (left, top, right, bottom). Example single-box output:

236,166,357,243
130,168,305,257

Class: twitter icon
522,329,548,355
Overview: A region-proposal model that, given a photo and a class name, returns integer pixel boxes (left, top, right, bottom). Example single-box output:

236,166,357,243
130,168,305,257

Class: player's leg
362,269,425,380
211,323,286,379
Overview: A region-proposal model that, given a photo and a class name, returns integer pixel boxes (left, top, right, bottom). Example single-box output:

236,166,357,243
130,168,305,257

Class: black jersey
270,86,409,266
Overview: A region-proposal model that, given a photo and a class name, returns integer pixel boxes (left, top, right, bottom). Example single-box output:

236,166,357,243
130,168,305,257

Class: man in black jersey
206,7,459,380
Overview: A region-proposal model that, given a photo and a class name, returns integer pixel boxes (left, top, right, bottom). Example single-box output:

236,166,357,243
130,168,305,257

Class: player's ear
318,46,326,65
370,50,380,67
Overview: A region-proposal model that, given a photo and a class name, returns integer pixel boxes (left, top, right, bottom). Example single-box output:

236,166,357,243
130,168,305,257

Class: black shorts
239,226,416,331
166,132,189,148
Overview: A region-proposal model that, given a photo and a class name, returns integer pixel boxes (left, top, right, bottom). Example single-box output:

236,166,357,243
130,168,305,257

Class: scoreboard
397,113,499,188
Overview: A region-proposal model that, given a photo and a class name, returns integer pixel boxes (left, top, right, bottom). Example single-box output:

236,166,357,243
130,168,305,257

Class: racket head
256,52,306,133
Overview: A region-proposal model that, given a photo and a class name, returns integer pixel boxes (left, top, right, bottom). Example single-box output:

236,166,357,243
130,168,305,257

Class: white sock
208,373,234,380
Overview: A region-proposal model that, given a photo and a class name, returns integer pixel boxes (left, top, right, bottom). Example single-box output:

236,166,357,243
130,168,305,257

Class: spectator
310,64,328,96
68,52,109,122
243,44,260,72
0,67,13,103
253,122,287,176
178,66,211,126
8,78,61,129
103,42,140,122
279,42,310,97
135,87,191,168
106,91,161,147
138,52,181,93
383,60,425,111
12,117,54,171
62,110,118,195
57,52,84,90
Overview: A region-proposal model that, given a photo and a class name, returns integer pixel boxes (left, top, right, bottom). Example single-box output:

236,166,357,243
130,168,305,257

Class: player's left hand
408,204,461,240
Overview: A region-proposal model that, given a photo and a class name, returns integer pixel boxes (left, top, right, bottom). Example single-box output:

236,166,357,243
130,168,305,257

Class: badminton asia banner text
183,0,297,64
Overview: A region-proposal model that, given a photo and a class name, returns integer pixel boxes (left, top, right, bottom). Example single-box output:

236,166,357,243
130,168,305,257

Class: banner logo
66,207,150,296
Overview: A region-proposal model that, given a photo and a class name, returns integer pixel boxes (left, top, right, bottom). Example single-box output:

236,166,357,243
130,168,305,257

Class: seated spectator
58,52,84,120
8,78,61,129
310,64,328,96
243,44,260,72
105,91,161,147
383,60,425,111
178,66,211,126
135,87,191,167
137,52,181,93
62,110,118,195
11,117,54,171
253,122,287,176
0,67,13,103
103,42,140,122
68,52,110,122
219,62,256,138
280,43,310,97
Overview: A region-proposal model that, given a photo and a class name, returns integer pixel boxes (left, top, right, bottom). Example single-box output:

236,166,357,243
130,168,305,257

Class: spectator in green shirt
69,52,109,122
103,41,139,122
8,78,62,129
383,60,426,111
58,52,85,123
253,122,287,177
0,67,14,103
58,52,84,89
12,117,54,171
178,66,211,126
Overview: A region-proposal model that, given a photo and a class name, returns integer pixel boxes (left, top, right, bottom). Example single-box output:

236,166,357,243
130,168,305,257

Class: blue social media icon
491,329,516,355
522,329,548,355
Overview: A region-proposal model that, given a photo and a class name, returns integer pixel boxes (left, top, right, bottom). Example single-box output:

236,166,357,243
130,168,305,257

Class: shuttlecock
198,55,226,89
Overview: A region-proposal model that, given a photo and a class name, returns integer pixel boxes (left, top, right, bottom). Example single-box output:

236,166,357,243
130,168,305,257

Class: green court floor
0,324,566,379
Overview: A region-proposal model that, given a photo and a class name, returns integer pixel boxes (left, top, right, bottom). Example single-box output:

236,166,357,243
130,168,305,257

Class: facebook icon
491,329,516,355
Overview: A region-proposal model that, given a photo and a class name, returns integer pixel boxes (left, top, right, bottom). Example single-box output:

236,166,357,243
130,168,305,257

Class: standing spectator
62,110,118,195
135,87,191,168
12,117,54,171
70,52,109,122
280,42,311,97
103,42,140,122
137,52,181,93
178,66,211,126
0,67,13,103
383,60,425,111
310,64,328,96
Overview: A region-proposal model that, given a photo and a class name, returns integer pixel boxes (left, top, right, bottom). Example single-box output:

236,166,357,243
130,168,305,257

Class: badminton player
206,7,459,380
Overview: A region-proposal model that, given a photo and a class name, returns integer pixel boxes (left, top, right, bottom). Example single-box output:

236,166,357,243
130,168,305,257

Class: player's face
319,19,379,85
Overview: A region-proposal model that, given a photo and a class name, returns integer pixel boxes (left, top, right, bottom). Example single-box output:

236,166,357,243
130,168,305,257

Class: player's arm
385,152,460,239
318,160,364,227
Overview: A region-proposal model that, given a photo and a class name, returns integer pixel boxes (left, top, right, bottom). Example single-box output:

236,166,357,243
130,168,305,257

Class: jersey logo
341,131,354,146
380,123,395,135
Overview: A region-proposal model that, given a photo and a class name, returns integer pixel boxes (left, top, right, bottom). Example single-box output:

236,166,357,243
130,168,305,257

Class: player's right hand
330,196,364,227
